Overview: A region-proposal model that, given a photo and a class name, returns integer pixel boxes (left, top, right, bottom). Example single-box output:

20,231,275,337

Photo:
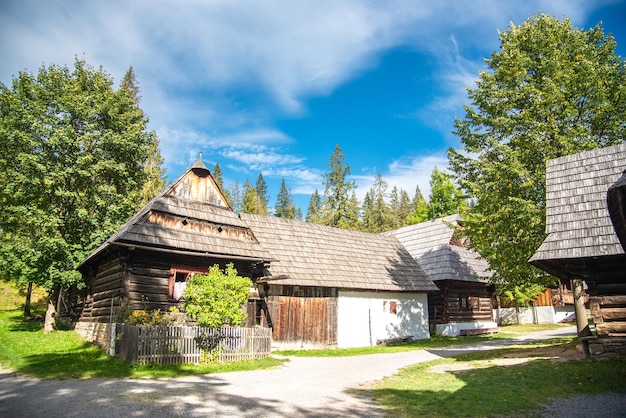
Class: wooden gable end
167,162,231,209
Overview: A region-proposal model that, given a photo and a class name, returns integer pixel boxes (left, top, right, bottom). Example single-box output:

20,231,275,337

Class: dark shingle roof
530,143,626,270
79,162,273,269
240,213,437,292
388,214,492,283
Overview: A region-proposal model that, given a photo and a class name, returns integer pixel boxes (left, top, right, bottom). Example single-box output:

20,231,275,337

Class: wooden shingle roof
388,214,492,283
240,213,437,292
529,143,626,279
79,161,273,269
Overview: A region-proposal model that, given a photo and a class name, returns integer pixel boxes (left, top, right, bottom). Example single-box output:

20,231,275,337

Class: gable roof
388,214,492,283
240,213,437,292
79,160,273,269
529,143,626,279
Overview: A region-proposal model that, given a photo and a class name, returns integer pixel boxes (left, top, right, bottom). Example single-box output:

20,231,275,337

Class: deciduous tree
0,59,162,322
448,15,626,297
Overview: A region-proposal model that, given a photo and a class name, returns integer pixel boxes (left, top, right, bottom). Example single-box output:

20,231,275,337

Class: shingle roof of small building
240,213,437,292
529,143,626,276
388,214,492,283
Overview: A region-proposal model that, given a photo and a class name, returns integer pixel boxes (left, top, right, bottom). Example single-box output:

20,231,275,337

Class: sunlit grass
0,282,285,379
372,341,626,417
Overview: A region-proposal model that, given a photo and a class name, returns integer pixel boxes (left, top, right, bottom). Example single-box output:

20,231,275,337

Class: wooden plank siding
267,296,337,348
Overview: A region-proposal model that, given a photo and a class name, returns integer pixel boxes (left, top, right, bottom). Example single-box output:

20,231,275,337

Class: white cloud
0,0,613,207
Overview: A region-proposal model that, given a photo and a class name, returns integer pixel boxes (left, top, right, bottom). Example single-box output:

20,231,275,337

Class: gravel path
1,327,624,417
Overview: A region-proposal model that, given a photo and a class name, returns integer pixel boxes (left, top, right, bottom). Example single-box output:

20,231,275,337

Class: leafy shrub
183,263,251,328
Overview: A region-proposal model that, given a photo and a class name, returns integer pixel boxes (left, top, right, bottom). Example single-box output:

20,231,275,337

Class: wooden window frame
168,266,205,301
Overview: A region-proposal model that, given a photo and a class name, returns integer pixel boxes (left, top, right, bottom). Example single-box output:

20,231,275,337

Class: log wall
588,293,626,355
429,280,494,330
77,248,263,323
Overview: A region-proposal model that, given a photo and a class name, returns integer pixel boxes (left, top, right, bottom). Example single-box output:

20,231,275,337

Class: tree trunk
496,295,502,326
23,281,33,318
573,279,592,337
44,288,59,333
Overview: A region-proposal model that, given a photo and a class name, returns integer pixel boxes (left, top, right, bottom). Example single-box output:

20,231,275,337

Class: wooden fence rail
116,324,272,365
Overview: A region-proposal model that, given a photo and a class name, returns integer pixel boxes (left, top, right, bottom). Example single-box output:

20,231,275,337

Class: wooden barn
68,159,274,325
389,215,497,336
530,143,626,355
240,213,438,349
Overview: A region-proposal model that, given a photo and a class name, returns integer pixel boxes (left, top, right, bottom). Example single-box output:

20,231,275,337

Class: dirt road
1,326,622,417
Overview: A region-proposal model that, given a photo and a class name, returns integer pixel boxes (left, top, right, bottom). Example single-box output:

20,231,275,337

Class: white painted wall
435,321,499,337
493,305,575,325
337,291,430,348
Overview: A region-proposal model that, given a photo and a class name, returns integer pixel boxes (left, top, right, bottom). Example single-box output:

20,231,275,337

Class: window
169,266,204,302
383,300,397,315
460,294,480,311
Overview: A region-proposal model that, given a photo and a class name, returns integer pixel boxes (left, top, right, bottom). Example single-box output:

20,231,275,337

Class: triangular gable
78,159,272,270
166,159,231,209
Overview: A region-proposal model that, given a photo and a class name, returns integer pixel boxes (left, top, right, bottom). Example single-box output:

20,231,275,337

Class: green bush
183,263,251,328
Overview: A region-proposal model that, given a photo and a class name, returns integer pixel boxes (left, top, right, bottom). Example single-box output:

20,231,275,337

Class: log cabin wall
77,248,263,323
587,281,626,355
79,253,127,323
429,280,494,330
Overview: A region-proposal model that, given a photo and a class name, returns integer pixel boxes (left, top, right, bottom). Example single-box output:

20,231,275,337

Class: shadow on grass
366,349,626,417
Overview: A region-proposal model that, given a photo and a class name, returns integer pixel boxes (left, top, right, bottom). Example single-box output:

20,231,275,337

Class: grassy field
0,282,284,378
371,340,626,417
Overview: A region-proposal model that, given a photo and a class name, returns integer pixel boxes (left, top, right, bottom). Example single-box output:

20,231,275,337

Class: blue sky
2,1,625,212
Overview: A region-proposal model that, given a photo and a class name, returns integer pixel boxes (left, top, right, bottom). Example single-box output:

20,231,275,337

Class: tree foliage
321,145,360,229
429,168,466,219
274,178,296,219
306,189,322,223
0,59,162,307
255,173,269,215
182,263,251,328
361,172,393,233
448,15,626,294
241,178,258,214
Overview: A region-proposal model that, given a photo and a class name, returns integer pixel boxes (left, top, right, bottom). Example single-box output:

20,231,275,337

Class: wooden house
530,143,626,355
389,215,497,336
69,158,437,349
69,159,274,325
240,213,438,349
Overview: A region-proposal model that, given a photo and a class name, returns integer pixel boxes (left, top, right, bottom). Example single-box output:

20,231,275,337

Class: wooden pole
573,278,592,357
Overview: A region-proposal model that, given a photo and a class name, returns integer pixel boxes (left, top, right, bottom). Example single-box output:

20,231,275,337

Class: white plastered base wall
435,321,499,337
337,290,430,348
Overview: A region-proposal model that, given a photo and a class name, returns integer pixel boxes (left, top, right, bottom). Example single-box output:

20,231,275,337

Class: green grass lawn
371,340,626,417
0,282,284,379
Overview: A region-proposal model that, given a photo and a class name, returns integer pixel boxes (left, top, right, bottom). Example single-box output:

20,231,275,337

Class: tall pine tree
274,178,296,219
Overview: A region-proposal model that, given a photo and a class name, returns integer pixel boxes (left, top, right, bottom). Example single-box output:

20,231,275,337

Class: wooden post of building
573,278,592,357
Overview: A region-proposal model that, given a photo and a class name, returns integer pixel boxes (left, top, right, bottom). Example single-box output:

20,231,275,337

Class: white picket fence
116,324,272,364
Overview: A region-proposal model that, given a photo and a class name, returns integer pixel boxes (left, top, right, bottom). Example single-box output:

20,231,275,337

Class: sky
1,0,625,212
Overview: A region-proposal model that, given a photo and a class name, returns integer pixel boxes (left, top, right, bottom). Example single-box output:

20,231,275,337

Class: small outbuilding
389,215,498,336
530,143,626,355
